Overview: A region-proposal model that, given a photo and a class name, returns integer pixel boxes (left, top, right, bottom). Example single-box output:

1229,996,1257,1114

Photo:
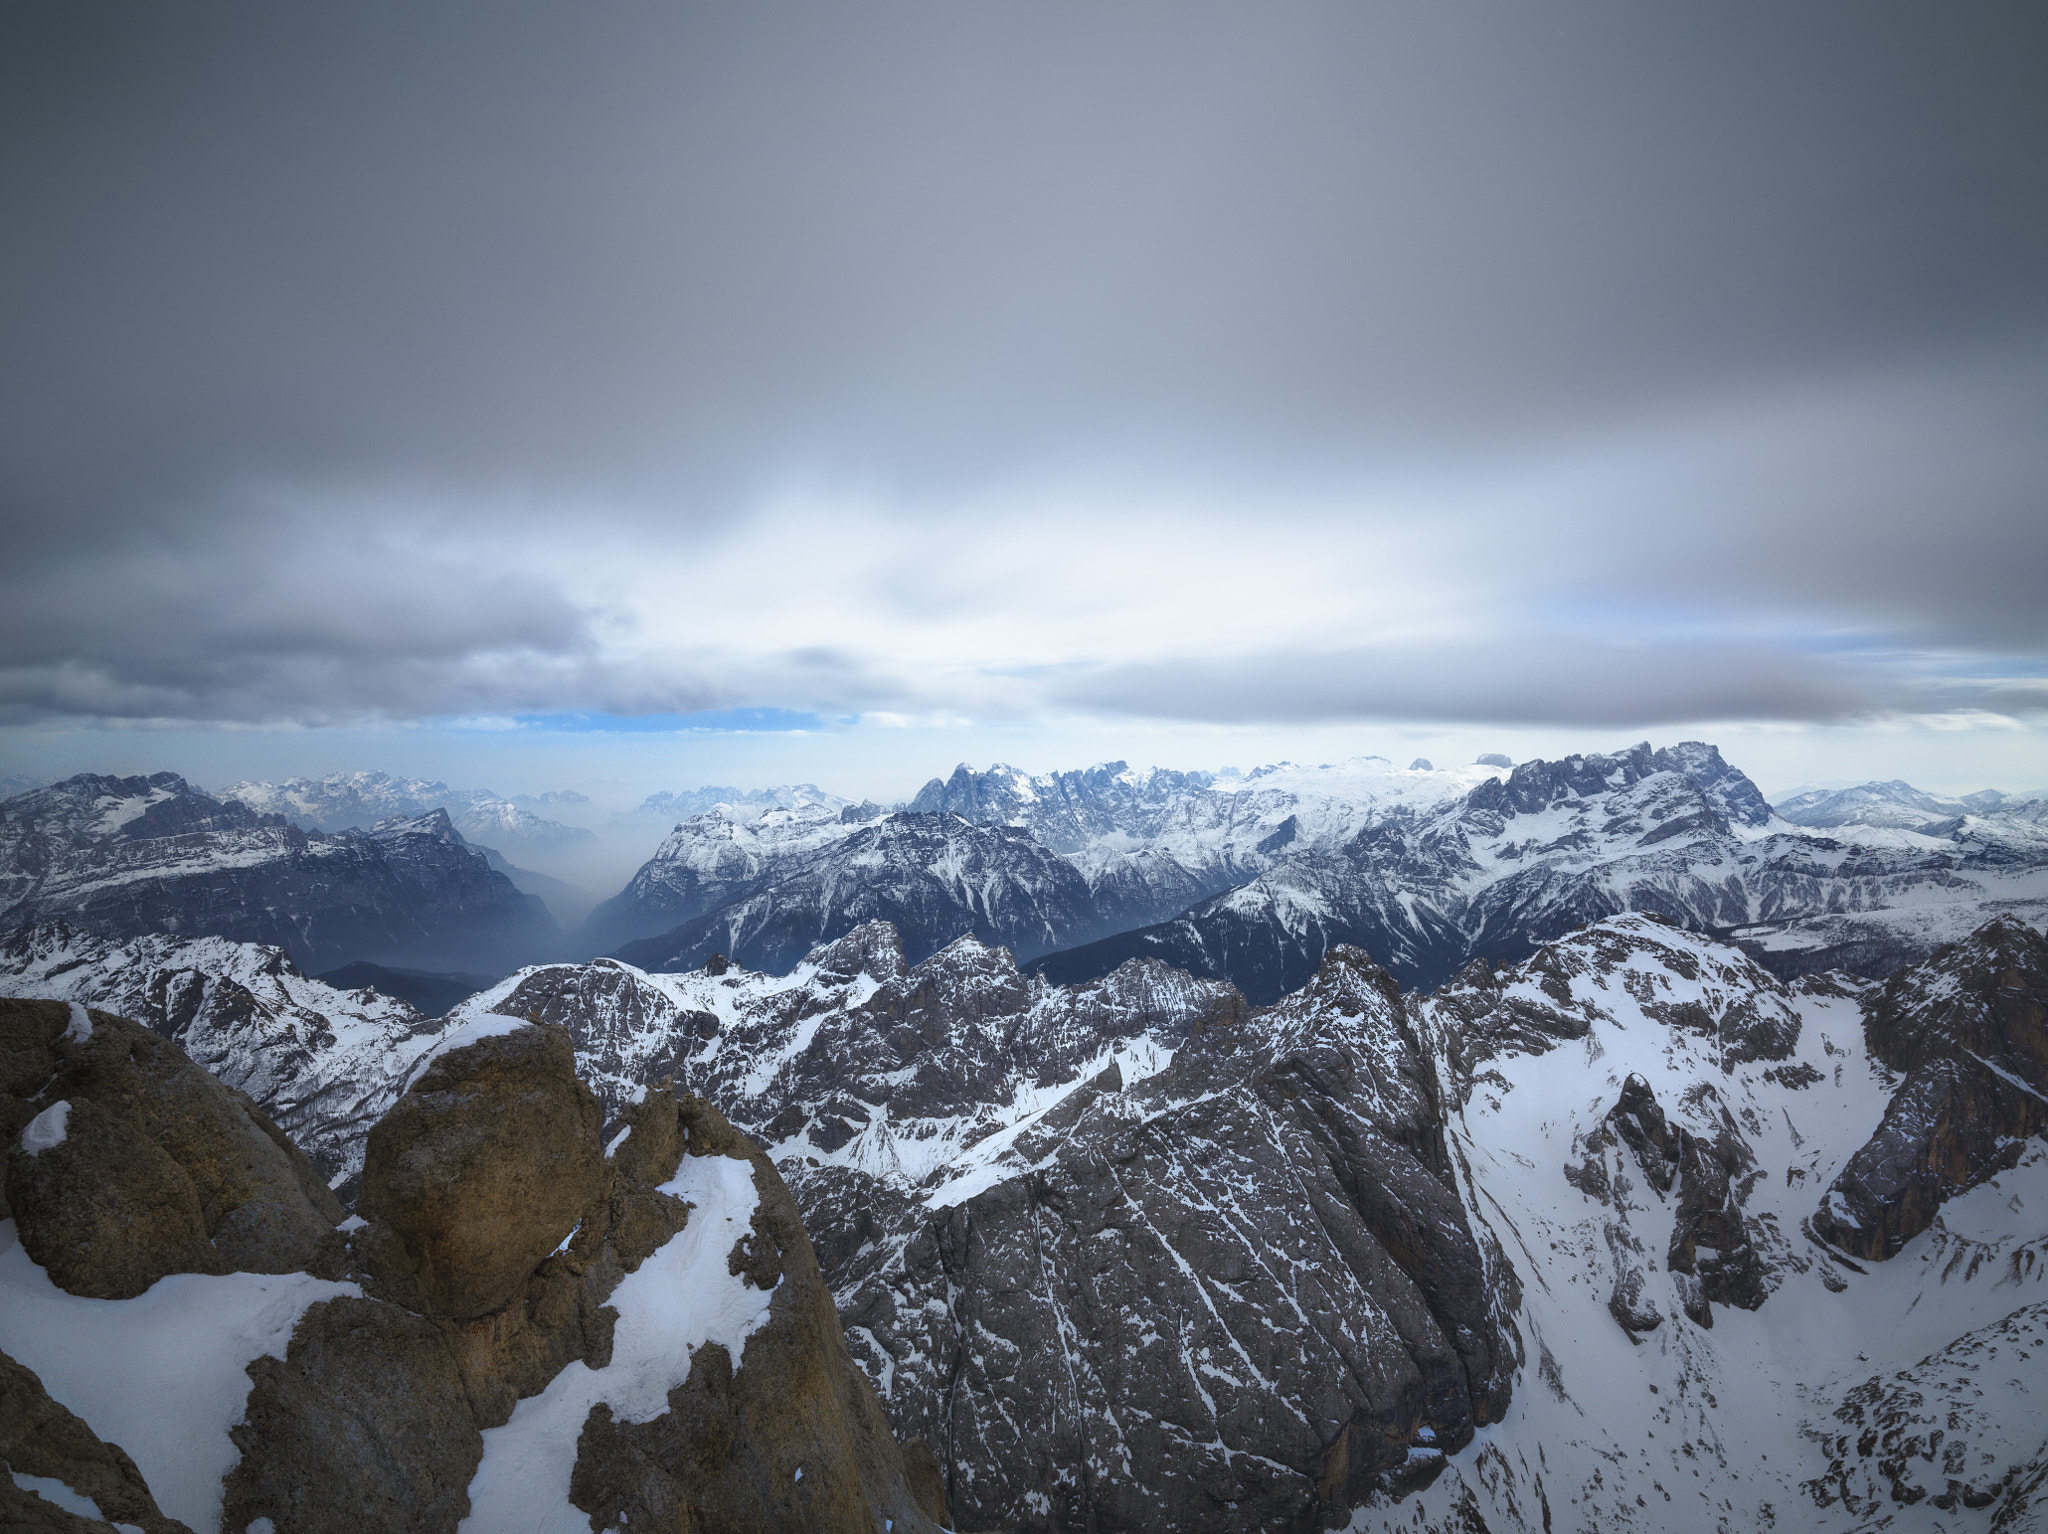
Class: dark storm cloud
2,1,2046,727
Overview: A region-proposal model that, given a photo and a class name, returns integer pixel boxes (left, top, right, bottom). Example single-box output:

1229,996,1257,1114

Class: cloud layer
3,2,2045,733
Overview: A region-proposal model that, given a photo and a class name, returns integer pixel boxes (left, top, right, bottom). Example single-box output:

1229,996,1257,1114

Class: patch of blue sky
505,709,826,734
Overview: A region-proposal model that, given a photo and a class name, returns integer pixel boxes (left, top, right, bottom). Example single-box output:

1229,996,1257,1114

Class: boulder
222,1298,483,1534
5,1096,224,1299
356,1020,603,1319
1,997,343,1279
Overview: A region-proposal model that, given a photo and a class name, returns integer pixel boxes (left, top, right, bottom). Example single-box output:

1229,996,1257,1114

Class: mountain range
8,892,2042,1530
0,772,554,975
590,745,2048,1003
6,743,2046,1013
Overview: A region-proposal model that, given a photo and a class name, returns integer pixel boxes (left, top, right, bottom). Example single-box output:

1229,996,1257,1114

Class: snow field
0,1222,357,1534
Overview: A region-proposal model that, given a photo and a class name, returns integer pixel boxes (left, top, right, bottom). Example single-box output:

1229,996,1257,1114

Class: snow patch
0,1219,357,1534
403,1014,532,1089
63,1001,92,1044
461,1153,775,1532
20,1101,69,1156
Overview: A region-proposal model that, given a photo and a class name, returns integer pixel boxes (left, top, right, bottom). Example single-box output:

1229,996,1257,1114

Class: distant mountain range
591,746,2048,1000
6,747,2046,1000
0,772,553,974
222,770,595,856
1775,777,2048,835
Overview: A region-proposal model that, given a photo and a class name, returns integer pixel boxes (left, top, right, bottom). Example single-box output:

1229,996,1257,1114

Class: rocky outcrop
6,1095,225,1299
1662,1085,1773,1318
2,996,941,1534
225,1027,941,1534
356,1020,604,1319
2,997,344,1295
1815,917,2048,1260
0,1348,192,1534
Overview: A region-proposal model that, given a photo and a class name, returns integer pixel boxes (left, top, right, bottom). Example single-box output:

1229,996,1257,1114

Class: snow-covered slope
0,920,441,1190
0,774,555,977
1346,914,2048,1534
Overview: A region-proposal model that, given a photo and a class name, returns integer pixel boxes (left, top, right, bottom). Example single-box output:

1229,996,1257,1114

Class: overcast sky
3,1,2045,802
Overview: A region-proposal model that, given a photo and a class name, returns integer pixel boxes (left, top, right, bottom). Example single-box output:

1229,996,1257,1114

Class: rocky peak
1815,916,2048,1261
1862,912,2048,1079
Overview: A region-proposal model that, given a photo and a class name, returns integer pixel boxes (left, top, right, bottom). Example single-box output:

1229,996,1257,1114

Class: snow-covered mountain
0,773,555,974
609,811,1108,972
910,755,1506,933
616,781,849,829
13,888,2044,1530
1032,742,2048,999
0,919,442,1192
593,757,1507,962
1777,778,2048,840
589,743,2047,1006
222,769,596,865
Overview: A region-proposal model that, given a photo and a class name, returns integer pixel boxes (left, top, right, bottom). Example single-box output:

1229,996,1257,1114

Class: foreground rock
2,997,343,1297
356,1020,604,1318
2,993,940,1534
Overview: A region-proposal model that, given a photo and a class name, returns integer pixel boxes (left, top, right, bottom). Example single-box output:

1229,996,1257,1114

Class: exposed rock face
6,1095,224,1299
1663,1086,1773,1316
802,945,1517,1533
1815,916,2048,1260
1,997,343,1294
357,1020,603,1319
0,1348,193,1534
224,1296,491,1534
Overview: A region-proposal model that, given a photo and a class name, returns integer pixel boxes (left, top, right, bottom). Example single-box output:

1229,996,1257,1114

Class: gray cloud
1052,640,1923,731
3,2,2046,731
